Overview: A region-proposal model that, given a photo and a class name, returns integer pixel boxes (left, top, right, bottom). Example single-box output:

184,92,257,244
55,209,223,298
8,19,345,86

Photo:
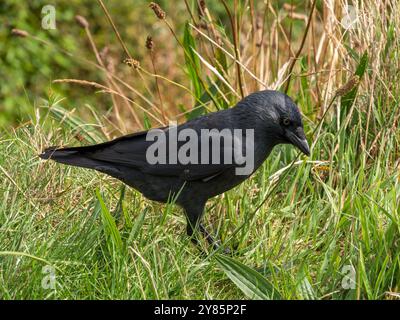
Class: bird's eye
282,118,291,126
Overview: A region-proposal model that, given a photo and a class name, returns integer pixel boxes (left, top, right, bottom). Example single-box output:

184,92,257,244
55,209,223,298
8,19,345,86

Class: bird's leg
199,224,220,248
185,211,203,247
184,202,229,253
186,223,200,246
199,224,231,254
188,222,224,252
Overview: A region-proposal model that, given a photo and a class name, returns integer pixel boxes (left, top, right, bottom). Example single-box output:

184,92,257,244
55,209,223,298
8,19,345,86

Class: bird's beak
286,129,310,156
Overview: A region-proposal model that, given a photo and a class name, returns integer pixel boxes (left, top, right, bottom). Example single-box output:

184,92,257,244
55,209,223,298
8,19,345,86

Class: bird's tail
39,146,108,170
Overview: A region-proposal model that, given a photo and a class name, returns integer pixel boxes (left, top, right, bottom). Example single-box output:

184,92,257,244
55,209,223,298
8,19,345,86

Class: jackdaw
40,90,310,250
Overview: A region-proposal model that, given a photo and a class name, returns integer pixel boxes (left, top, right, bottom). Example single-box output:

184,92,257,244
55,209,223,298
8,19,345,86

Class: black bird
40,90,310,249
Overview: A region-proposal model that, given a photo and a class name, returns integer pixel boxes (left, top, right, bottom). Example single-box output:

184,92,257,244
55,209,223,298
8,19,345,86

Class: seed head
335,75,360,97
149,2,166,20
123,58,140,69
198,0,206,17
146,36,154,51
75,15,89,29
11,28,29,38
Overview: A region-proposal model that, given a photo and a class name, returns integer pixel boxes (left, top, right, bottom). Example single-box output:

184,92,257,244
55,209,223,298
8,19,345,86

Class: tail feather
39,146,125,181
39,146,109,171
39,146,78,160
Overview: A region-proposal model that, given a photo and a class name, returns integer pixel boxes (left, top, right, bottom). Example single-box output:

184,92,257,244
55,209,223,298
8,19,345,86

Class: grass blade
95,189,123,252
183,22,202,100
216,254,282,300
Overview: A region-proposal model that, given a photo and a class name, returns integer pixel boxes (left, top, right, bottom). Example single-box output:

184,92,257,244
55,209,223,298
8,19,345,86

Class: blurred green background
0,0,237,127
1,1,159,126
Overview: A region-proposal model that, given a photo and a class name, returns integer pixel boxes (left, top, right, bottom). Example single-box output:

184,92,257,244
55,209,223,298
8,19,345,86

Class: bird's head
239,90,310,156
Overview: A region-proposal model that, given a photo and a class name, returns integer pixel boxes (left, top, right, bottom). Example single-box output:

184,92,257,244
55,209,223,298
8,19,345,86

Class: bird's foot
187,223,231,254
199,224,231,255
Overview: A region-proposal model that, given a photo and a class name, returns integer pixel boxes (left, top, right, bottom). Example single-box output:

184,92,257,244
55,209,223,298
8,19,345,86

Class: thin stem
284,0,317,93
97,0,131,59
221,0,245,98
149,49,168,123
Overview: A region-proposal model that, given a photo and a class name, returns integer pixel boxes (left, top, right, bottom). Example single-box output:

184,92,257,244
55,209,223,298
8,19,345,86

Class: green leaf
186,84,218,120
183,22,202,99
358,248,373,299
113,184,125,214
341,51,369,114
384,23,395,58
296,270,317,300
127,208,147,244
95,189,123,252
216,254,282,300
143,112,152,130
182,22,226,117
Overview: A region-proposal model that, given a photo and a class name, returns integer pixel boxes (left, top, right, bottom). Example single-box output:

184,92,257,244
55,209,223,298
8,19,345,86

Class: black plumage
40,90,310,249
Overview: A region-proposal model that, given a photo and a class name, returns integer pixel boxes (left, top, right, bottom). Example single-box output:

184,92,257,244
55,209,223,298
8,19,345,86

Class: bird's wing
84,123,239,182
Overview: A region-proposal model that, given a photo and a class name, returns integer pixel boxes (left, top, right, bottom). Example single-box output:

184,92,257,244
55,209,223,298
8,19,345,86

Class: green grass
0,89,399,299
